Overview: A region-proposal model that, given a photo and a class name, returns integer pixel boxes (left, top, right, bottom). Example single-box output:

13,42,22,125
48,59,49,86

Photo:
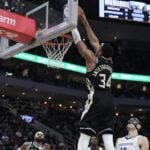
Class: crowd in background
0,98,150,150
0,104,73,150
0,56,150,100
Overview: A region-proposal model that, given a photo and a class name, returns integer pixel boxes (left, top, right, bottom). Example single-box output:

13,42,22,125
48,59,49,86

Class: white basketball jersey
116,135,142,150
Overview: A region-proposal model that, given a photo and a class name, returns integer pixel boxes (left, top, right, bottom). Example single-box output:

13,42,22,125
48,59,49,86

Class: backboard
0,0,78,59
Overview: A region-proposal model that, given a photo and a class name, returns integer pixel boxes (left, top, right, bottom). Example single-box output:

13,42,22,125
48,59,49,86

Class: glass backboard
0,0,78,59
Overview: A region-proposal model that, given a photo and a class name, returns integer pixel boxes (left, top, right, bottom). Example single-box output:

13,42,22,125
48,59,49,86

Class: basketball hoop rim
42,34,73,46
42,33,73,67
60,34,72,40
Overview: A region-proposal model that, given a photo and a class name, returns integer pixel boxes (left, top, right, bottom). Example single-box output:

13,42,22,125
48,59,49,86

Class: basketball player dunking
19,131,50,150
116,117,149,150
71,7,115,150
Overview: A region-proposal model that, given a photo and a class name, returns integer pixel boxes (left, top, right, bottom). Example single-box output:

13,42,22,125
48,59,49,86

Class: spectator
19,131,50,150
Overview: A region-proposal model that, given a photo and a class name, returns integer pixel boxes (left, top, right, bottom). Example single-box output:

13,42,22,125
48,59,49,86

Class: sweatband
71,28,82,44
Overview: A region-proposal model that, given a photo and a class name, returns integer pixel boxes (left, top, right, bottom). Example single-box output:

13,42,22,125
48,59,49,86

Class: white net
42,34,73,68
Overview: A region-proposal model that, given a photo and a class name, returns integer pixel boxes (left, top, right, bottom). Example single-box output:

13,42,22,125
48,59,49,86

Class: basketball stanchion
42,34,73,68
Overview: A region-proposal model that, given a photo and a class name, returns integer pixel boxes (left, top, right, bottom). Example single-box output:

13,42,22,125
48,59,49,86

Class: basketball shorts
80,89,114,136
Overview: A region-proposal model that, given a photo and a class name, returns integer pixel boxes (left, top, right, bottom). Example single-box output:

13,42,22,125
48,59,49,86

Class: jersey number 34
99,74,111,88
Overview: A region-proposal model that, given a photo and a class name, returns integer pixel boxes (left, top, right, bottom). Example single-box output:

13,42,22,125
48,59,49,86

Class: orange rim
42,34,73,46
59,34,72,40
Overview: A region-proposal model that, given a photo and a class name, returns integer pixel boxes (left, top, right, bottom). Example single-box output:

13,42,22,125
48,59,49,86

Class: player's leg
96,92,115,150
77,90,95,150
77,133,91,150
102,134,115,150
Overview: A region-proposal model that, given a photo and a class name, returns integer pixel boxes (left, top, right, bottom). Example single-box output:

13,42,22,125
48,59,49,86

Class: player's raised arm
71,28,96,65
78,6,100,54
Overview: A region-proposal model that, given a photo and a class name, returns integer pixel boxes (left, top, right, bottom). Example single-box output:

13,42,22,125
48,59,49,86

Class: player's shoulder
22,141,32,147
19,142,32,150
138,135,149,141
138,135,149,145
23,141,32,145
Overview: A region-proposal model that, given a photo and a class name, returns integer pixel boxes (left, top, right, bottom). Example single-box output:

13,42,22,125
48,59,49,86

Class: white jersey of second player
116,135,142,150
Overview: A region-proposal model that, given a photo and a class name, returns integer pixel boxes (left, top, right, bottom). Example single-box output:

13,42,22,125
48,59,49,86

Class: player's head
34,131,44,143
90,136,99,146
100,43,114,58
127,117,141,131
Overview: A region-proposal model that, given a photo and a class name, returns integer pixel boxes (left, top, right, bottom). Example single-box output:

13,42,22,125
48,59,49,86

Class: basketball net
42,34,73,68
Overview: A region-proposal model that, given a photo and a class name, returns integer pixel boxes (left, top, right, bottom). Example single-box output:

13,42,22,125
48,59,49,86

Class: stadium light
13,52,150,83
